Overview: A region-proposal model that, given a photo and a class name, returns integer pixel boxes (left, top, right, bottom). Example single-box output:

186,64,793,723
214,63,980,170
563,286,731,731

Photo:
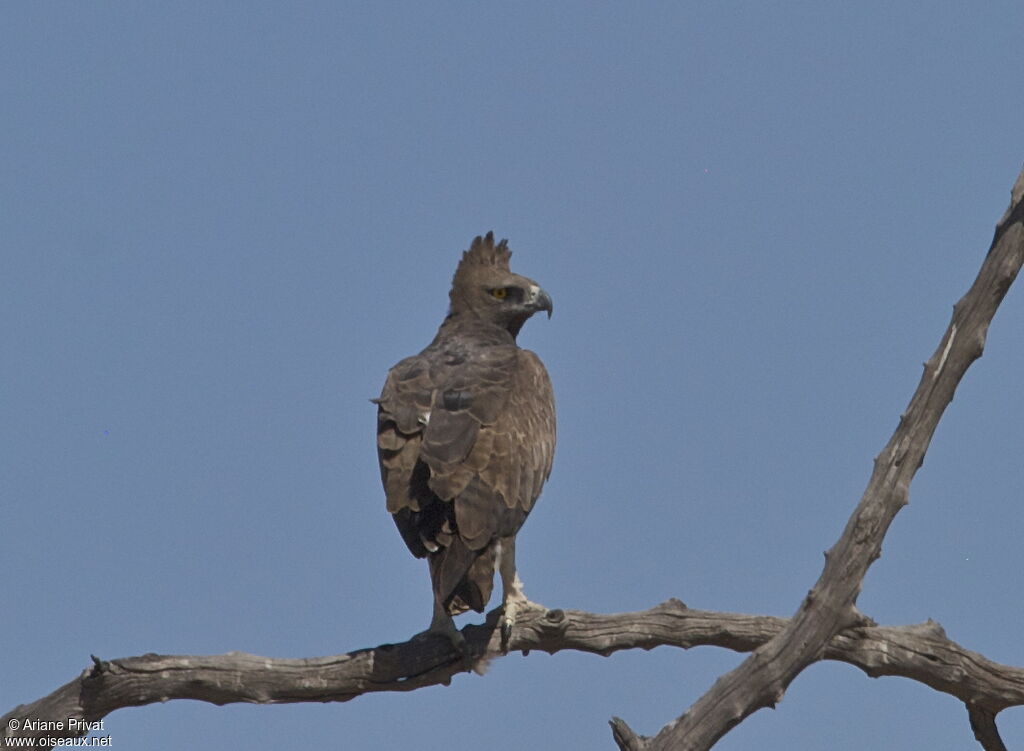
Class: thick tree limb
6,601,1024,748
627,165,1024,750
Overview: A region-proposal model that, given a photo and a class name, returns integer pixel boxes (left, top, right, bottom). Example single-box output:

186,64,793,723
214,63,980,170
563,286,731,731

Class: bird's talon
412,624,465,655
499,616,514,653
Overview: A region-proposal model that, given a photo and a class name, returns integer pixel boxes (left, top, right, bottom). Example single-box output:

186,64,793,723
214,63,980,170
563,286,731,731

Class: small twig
610,716,646,751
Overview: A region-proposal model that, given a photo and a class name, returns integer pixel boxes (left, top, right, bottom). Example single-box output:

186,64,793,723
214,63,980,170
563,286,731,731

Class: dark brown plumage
375,232,555,645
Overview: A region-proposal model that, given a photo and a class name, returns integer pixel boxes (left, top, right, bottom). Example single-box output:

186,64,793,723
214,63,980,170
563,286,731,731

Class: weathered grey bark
612,164,1024,750
4,166,1022,751
6,601,1024,748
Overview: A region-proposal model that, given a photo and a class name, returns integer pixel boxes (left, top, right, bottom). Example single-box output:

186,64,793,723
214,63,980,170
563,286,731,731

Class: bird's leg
425,596,465,652
414,560,464,652
497,537,544,648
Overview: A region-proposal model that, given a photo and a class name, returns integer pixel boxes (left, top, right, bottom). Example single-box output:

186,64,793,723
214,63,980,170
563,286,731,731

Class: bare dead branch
630,165,1024,750
967,703,1008,751
610,716,647,751
6,601,1024,748
6,169,1021,751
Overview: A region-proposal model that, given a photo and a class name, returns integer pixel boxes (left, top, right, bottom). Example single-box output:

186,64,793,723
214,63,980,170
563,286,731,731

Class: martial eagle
375,232,555,647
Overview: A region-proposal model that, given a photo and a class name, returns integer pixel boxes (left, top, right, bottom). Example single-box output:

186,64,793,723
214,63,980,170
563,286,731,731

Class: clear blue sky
3,3,1023,749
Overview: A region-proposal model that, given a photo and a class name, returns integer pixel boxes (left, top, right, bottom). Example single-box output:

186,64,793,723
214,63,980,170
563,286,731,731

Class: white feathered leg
497,536,544,646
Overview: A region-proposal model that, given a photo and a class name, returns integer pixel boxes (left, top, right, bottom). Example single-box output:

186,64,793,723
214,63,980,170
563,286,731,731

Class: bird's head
448,232,553,337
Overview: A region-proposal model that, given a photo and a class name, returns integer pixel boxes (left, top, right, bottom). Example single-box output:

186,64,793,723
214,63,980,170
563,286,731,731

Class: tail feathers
431,539,496,615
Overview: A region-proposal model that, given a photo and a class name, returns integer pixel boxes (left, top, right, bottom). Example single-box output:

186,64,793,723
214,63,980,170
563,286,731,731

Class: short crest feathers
451,232,511,293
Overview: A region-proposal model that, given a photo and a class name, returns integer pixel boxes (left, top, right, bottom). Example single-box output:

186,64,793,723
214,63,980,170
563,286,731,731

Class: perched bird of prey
375,232,555,648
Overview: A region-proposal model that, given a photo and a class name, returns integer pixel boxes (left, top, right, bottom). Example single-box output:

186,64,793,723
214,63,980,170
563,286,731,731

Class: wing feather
377,334,554,612
451,348,555,542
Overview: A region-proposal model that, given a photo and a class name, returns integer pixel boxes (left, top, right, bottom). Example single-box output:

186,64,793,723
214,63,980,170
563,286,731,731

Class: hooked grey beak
528,285,553,318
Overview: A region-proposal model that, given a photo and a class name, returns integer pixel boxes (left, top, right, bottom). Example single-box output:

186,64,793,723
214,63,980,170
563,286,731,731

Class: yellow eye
490,287,508,300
